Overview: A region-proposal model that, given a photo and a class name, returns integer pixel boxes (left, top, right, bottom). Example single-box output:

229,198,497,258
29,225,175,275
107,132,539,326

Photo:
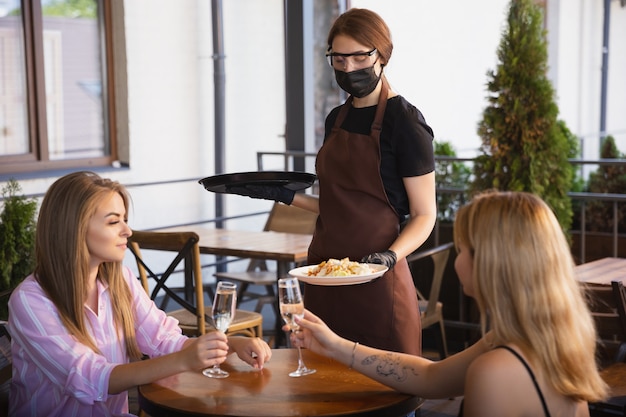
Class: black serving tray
198,171,316,193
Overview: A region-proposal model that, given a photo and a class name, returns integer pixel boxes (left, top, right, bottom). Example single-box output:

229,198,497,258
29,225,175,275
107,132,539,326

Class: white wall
119,0,286,231
352,0,510,157
220,0,287,222
550,0,626,165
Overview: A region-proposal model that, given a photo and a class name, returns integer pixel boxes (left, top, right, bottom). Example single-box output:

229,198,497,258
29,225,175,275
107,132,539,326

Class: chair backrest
246,203,317,272
128,230,206,334
264,202,318,234
407,242,455,317
588,282,626,415
611,280,626,344
582,281,626,364
611,281,626,362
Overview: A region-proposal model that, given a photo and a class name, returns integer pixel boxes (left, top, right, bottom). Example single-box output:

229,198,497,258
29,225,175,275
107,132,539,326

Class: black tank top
457,345,551,417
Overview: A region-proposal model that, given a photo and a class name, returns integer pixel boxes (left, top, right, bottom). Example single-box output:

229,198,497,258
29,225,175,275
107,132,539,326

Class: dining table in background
574,257,626,285
138,348,423,417
158,226,313,345
159,226,312,275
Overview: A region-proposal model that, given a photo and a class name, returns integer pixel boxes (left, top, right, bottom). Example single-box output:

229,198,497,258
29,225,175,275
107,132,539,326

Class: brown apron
306,80,421,355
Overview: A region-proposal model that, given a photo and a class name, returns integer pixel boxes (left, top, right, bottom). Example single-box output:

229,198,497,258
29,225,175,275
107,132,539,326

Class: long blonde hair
454,191,607,401
35,171,142,359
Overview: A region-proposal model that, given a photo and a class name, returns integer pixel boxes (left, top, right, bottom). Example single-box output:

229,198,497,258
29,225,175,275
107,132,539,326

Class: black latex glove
226,184,295,205
361,250,397,269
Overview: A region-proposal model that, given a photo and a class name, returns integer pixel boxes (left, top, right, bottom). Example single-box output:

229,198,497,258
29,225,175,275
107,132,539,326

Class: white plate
289,264,388,286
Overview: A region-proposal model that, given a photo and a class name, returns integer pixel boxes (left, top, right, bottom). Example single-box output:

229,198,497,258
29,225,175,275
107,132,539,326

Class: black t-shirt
324,95,435,219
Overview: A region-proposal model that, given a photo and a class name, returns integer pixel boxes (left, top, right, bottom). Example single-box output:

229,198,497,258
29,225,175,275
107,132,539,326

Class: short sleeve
389,99,435,177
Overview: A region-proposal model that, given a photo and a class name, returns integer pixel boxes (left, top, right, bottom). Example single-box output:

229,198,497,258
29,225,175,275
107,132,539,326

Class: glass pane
0,1,30,156
42,0,105,160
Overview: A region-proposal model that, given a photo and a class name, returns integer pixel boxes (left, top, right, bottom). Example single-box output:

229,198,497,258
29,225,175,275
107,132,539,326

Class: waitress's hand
226,184,295,205
361,250,397,269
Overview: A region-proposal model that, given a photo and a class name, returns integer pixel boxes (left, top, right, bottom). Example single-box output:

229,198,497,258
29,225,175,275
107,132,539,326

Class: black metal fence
257,150,626,263
2,152,625,264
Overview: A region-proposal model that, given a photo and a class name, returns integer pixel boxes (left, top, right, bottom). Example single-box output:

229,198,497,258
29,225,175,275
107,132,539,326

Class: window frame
0,0,117,176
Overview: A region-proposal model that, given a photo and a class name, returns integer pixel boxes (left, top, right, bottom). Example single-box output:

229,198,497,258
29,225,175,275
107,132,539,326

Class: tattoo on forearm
362,353,419,381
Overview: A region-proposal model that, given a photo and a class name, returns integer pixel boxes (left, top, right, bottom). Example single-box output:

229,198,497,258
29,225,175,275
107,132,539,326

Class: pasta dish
307,258,372,277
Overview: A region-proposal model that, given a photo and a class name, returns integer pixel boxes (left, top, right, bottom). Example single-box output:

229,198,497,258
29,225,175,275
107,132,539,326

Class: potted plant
471,0,578,232
0,179,37,320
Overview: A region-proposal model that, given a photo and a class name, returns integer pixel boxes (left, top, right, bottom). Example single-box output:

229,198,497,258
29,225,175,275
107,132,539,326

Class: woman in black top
291,191,608,417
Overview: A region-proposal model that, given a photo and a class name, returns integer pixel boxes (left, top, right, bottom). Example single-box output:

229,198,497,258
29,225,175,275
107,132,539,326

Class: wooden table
575,257,626,285
138,349,423,417
160,227,312,276
160,227,313,345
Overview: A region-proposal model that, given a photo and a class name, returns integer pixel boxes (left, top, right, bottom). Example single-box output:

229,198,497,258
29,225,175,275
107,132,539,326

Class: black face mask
334,63,382,98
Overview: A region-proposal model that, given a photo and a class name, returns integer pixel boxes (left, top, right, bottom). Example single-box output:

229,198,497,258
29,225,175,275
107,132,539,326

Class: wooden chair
588,280,626,417
582,281,626,365
612,280,626,363
407,242,454,359
214,203,318,315
128,230,263,338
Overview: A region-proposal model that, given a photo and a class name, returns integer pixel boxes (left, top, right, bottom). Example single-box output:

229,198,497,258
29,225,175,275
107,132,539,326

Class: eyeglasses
326,48,377,69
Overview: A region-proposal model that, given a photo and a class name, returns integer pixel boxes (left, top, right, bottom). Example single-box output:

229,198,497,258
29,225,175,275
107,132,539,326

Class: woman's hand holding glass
279,277,316,377
180,331,229,372
288,308,348,361
203,281,237,378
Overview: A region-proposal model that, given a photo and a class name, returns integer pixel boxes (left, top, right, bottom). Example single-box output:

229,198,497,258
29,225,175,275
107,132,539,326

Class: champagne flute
278,277,316,377
202,281,237,378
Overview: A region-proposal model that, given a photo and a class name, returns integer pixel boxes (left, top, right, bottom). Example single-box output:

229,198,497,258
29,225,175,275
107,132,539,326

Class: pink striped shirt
8,266,188,417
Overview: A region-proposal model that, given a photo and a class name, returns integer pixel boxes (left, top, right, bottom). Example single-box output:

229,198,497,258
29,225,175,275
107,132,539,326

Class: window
0,0,116,175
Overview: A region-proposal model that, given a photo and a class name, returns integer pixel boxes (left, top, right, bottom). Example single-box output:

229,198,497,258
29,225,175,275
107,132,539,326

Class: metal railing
3,152,625,267
434,188,626,263
257,151,626,263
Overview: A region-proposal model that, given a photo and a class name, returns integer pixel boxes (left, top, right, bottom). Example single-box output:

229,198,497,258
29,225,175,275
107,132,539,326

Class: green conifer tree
471,0,577,231
0,180,37,319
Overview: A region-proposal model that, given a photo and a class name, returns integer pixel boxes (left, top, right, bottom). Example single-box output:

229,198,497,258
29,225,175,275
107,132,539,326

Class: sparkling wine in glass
278,277,316,377
202,281,237,378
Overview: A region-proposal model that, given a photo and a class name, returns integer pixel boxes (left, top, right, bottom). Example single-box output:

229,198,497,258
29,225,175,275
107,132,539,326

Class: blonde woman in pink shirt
8,171,271,417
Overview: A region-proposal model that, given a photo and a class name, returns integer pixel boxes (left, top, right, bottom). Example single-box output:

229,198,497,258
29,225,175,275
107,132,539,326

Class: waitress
230,8,436,355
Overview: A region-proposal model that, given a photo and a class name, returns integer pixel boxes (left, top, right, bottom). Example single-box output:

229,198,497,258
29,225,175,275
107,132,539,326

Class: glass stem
293,330,306,370
296,345,306,369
